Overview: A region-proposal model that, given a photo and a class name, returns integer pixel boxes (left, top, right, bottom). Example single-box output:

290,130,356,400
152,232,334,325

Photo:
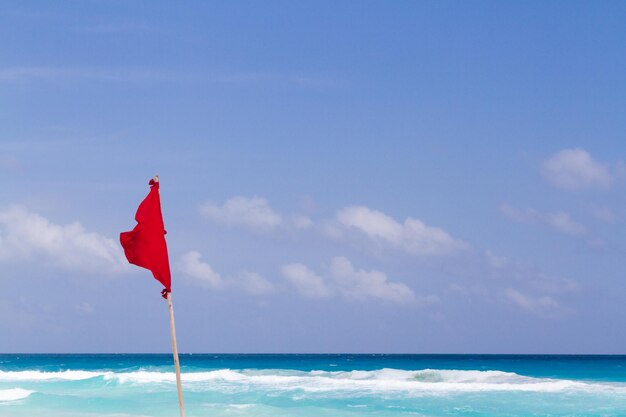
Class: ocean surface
0,354,625,416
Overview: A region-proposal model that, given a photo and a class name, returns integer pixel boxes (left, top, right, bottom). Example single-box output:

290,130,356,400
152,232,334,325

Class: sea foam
107,368,626,395
0,370,105,381
3,368,625,395
0,388,34,402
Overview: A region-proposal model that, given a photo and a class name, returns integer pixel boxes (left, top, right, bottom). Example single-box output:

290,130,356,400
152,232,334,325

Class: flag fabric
120,178,172,297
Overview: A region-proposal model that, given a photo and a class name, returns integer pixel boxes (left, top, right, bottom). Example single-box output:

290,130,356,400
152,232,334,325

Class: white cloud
485,250,507,269
282,257,426,306
335,206,468,256
499,204,530,224
321,221,345,240
545,212,586,236
179,251,223,290
527,275,580,295
291,215,314,230
281,263,332,299
200,196,316,233
329,257,418,305
0,206,126,274
236,271,276,295
448,283,489,297
500,204,586,237
76,302,95,315
505,288,559,313
542,148,613,190
200,197,283,231
179,251,276,295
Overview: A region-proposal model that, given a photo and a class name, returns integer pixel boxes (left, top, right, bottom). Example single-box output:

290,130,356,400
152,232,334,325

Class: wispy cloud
448,245,580,318
505,288,559,314
281,263,332,299
199,198,467,256
179,251,224,290
179,250,275,295
199,196,312,232
0,206,127,274
291,214,314,230
485,250,507,269
329,256,426,305
281,256,429,306
333,206,469,256
235,271,277,295
500,204,586,237
200,197,283,231
542,148,615,191
75,302,95,315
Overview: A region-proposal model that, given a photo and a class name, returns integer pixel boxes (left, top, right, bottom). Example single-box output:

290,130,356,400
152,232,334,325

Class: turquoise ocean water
1,354,625,416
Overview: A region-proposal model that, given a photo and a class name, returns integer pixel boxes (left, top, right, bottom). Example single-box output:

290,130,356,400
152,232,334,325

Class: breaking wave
2,368,625,395
0,370,104,381
0,388,34,402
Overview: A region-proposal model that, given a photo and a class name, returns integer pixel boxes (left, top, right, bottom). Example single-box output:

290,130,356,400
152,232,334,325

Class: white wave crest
0,388,34,402
2,368,625,395
0,370,106,381
104,368,626,395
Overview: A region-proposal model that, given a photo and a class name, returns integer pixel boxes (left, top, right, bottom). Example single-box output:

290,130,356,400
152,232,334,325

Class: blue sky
1,1,625,353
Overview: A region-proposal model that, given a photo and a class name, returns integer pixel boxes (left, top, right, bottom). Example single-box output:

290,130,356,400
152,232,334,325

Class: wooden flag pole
166,291,186,417
153,175,184,416
122,175,185,416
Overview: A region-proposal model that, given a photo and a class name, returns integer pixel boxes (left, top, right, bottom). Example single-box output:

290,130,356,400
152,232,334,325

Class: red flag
120,177,172,297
